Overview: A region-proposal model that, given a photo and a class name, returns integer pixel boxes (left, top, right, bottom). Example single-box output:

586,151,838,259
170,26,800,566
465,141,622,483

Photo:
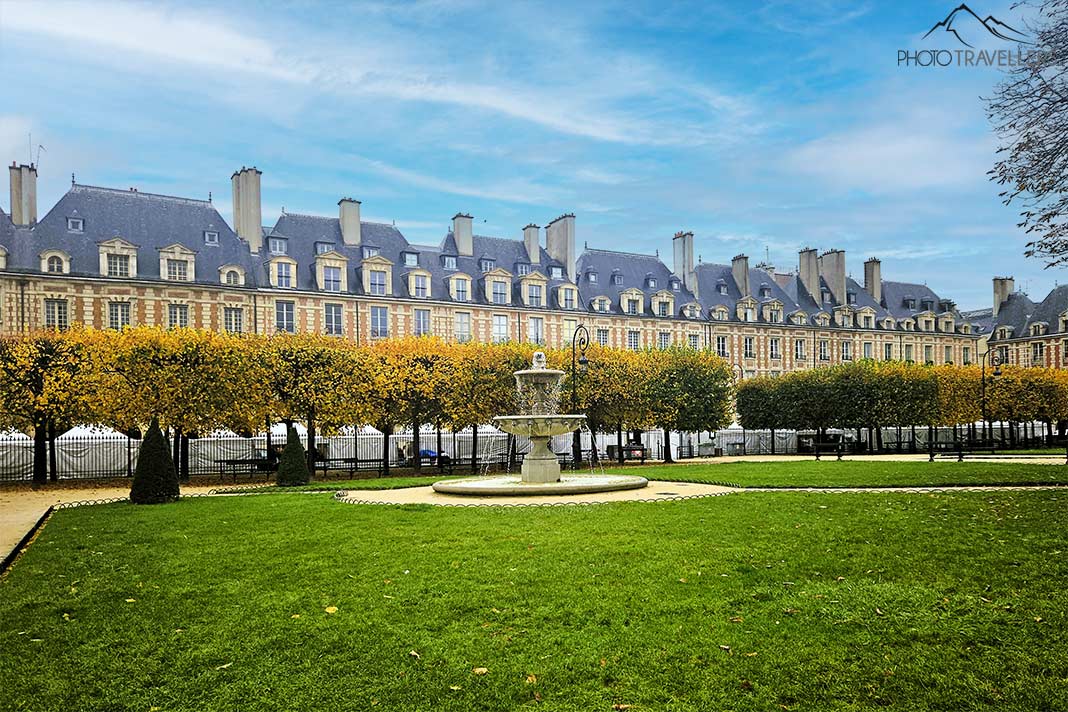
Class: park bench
214,457,274,482
931,441,1068,464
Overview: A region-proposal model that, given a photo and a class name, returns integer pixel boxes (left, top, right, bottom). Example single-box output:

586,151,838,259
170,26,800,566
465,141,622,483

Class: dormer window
203,231,219,245
588,272,598,284
613,273,623,286
224,269,241,285
107,254,130,278
274,261,291,288
362,246,379,259
269,237,288,255
443,255,457,270
550,266,563,280
904,298,916,309
480,259,495,273
527,284,543,307
658,302,669,317
847,292,856,305
921,299,934,311
821,289,832,304
315,242,334,255
647,277,657,289
403,253,418,267
686,305,698,318
670,280,680,292
717,283,728,295
517,264,531,276
324,266,342,292
413,274,429,298
759,286,771,298
66,217,84,233
47,255,64,273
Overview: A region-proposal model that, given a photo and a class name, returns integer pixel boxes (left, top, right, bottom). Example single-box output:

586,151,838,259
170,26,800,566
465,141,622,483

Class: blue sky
0,0,1054,310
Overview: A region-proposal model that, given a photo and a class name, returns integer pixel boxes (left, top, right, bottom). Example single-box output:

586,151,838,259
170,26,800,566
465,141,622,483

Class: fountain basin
492,414,587,438
432,474,649,496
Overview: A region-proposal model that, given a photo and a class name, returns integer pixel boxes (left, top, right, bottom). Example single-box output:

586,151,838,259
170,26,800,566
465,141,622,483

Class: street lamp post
730,363,744,455
571,323,590,469
980,350,1002,445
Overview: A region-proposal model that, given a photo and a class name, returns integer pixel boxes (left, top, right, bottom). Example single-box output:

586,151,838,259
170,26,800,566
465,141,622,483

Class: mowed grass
296,460,1068,492
2,490,1067,710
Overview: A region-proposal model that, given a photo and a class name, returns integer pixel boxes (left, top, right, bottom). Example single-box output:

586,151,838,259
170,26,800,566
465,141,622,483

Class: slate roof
576,249,696,316
15,184,260,285
960,307,993,335
988,287,1068,339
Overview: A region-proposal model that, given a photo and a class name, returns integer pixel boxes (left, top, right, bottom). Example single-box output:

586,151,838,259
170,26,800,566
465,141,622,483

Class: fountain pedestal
521,435,560,483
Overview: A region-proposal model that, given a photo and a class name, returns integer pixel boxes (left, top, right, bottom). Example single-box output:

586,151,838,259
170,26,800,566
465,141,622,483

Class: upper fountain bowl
493,414,587,437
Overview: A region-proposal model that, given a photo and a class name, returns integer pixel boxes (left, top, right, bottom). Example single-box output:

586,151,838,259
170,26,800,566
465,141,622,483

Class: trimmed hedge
130,418,180,504
276,425,310,487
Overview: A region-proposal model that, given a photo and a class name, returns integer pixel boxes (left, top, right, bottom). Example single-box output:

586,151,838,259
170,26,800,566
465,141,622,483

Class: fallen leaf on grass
215,662,232,670
409,650,421,659
719,645,731,652
835,576,846,582
325,606,338,614
473,667,489,675
600,658,607,667
729,616,744,623
744,652,758,657
875,608,884,616
1035,617,1044,623
525,674,537,684
534,691,543,702
449,685,461,691
125,598,136,603
782,608,800,615
291,614,301,619
612,705,632,710
740,679,753,691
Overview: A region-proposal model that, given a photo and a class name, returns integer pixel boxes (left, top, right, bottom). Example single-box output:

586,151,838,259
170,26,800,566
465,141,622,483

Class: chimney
993,276,1015,318
453,213,473,256
863,257,882,304
231,167,263,253
523,224,540,264
546,213,577,282
672,231,698,298
8,162,37,226
798,248,819,302
731,254,750,297
339,198,361,246
818,249,847,305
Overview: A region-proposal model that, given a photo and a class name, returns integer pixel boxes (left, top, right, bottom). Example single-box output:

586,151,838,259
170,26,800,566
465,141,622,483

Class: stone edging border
0,506,55,578
330,489,737,508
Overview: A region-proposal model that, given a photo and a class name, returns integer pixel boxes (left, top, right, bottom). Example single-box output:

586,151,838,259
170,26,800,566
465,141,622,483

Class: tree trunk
663,427,673,463
381,424,392,477
770,428,776,455
172,426,182,478
437,425,444,472
32,416,47,486
470,425,479,474
265,417,274,469
306,408,317,477
507,433,516,470
617,425,624,465
48,417,58,483
412,418,422,472
180,433,190,482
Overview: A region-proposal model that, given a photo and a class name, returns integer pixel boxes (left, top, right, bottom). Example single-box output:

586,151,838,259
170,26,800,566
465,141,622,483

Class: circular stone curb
431,474,649,496
332,488,735,508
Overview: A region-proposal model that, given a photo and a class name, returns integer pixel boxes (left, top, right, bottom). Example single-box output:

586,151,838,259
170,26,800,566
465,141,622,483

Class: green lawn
283,460,1068,492
2,490,1067,710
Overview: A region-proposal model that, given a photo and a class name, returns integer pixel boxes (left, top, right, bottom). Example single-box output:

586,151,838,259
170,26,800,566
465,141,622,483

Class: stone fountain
432,351,648,496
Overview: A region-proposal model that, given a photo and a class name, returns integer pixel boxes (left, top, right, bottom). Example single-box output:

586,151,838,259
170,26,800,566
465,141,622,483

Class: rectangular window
66,217,84,233
414,308,431,336
884,343,893,361
963,346,971,365
315,242,333,255
905,344,914,362
169,303,189,329
769,337,780,360
924,345,933,364
744,337,755,359
404,253,418,267
362,246,379,259
45,299,69,330
528,317,544,345
863,342,873,359
563,289,575,309
275,301,294,333
454,279,468,302
492,315,509,343
325,303,343,336
842,341,852,361
224,307,243,334
658,332,671,350
204,231,219,245
627,330,641,351
945,345,953,364
492,281,508,305
658,302,669,317
443,256,457,270
550,267,563,280
688,334,700,349
627,299,639,315
454,312,471,342
369,270,387,295
167,259,189,282
371,306,389,338
769,309,781,324
716,335,728,358
323,266,342,292
480,259,495,273
596,328,609,346
564,319,578,344
270,237,287,255
819,340,829,361
107,253,129,277
795,339,806,360
108,301,130,329
528,284,542,307
275,262,291,288
517,264,531,276
1033,342,1045,364
414,274,429,298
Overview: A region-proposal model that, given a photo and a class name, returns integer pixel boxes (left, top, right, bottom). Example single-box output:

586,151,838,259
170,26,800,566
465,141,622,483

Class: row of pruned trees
0,328,735,483
736,360,1068,449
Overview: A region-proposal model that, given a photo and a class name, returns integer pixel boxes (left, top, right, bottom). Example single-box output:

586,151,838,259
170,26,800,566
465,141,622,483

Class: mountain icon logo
922,4,1031,48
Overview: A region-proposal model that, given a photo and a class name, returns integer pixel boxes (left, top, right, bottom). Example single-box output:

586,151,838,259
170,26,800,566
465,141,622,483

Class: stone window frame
97,238,139,279
219,264,247,286
360,255,394,296
40,249,72,275
449,274,472,302
315,251,349,293
159,243,196,283
269,256,297,289
519,271,548,308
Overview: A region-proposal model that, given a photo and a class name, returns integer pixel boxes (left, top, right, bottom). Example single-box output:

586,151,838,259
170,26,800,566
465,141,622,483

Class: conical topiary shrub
276,425,310,487
130,418,180,504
